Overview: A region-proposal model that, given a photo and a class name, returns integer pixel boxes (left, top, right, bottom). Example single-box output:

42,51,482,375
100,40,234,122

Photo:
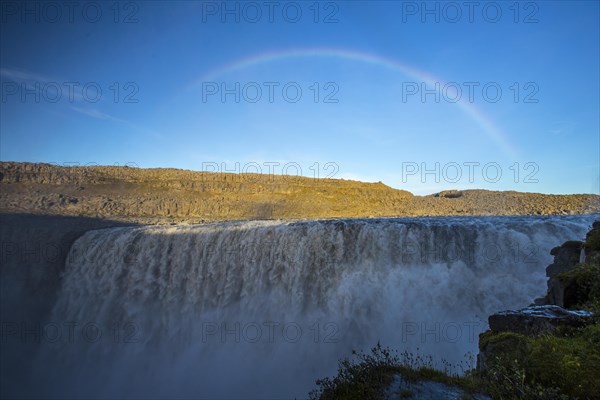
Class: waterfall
26,216,596,398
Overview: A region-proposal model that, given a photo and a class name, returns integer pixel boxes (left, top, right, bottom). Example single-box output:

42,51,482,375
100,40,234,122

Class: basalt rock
583,221,600,264
534,240,583,306
488,305,594,336
478,305,596,372
535,221,600,307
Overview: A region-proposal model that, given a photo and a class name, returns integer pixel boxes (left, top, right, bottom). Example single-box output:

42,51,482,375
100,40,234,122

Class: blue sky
1,1,598,195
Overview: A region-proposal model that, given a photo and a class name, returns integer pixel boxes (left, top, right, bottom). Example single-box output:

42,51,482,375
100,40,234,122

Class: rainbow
189,47,518,159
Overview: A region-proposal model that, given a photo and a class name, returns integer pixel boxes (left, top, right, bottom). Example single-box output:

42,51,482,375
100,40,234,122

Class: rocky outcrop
532,221,600,308
477,221,600,398
488,305,594,335
534,240,583,306
433,190,463,198
1,162,600,222
583,221,600,264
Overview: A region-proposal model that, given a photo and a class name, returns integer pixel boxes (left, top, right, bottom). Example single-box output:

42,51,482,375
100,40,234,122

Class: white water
32,216,596,398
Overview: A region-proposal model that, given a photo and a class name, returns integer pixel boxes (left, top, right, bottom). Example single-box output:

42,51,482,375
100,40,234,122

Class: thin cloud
1,67,85,101
0,67,53,82
3,67,163,140
70,106,125,122
70,106,164,140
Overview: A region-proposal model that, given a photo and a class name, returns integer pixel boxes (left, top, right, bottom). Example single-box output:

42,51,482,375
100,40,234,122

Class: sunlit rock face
5,215,596,399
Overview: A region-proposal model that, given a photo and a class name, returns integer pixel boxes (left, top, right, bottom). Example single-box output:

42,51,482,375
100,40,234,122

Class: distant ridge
1,162,599,223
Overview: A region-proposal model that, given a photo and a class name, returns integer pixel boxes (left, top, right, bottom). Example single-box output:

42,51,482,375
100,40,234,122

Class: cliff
2,162,599,222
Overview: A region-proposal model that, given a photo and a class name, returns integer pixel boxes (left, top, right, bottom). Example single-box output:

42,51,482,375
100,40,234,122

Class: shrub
309,343,402,400
309,343,478,400
478,323,600,399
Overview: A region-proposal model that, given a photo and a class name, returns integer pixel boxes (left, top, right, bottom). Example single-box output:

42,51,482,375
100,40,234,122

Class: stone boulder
488,305,594,336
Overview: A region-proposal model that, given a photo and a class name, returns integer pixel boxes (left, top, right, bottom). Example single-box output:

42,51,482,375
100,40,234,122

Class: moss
555,263,600,311
478,322,600,399
526,324,600,398
479,330,524,348
584,226,600,251
479,330,531,364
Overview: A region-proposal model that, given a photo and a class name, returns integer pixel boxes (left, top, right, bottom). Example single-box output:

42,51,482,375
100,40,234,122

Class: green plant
556,263,600,311
308,343,401,400
309,343,481,400
477,322,600,399
477,358,570,400
310,330,600,400
584,227,600,251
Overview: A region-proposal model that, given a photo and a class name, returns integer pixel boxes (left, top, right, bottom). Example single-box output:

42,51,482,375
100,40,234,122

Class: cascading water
27,216,597,398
